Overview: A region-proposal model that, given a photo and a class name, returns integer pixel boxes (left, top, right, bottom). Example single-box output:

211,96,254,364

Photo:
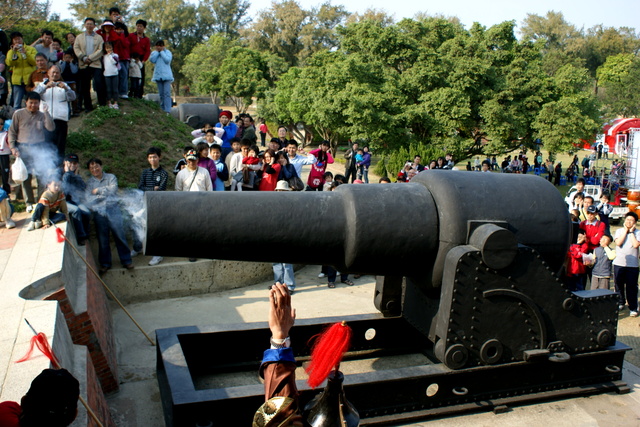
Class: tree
519,11,586,76
262,16,602,176
532,65,600,154
298,2,349,61
203,0,251,39
244,0,348,67
345,8,394,26
217,47,271,113
133,0,215,94
245,0,308,67
12,19,79,48
0,0,50,30
69,0,130,21
182,35,240,98
598,54,640,118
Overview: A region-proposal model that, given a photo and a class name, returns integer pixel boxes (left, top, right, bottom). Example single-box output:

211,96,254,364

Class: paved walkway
0,212,69,403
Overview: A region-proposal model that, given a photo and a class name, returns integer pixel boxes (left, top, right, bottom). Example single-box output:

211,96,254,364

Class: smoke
118,189,146,249
19,141,61,185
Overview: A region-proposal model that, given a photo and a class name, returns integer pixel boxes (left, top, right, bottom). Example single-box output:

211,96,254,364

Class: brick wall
85,351,116,427
45,244,119,394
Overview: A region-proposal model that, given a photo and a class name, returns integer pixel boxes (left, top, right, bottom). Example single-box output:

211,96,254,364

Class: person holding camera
34,65,76,156
5,31,37,109
149,40,173,113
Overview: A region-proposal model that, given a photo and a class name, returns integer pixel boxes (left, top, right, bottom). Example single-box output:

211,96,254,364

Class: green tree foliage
69,0,130,21
345,8,394,26
182,35,240,97
583,25,640,78
11,19,78,47
217,47,272,113
1,0,50,30
598,54,640,118
519,11,586,76
203,0,251,39
245,0,348,67
262,17,601,175
133,0,215,94
520,11,640,81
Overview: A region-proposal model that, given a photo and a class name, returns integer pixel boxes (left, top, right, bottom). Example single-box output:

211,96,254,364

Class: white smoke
20,141,61,185
118,188,146,248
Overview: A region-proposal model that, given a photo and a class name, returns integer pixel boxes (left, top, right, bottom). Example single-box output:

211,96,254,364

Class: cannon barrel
145,171,570,287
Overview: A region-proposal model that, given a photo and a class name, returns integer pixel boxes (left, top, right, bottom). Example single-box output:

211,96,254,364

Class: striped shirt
138,166,168,192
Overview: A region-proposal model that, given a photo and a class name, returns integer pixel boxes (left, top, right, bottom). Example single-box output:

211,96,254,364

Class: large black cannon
147,171,628,426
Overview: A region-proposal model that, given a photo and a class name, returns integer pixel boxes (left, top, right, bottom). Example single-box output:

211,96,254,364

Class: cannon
147,171,629,426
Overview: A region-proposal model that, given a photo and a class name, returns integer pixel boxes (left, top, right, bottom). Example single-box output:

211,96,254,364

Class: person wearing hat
74,17,106,110
275,180,291,191
215,110,237,161
580,205,605,253
175,149,213,192
62,153,90,245
0,368,79,426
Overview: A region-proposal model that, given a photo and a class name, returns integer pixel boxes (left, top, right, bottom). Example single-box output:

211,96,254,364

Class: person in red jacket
566,230,589,291
580,205,606,252
128,19,151,98
259,148,281,191
113,22,131,99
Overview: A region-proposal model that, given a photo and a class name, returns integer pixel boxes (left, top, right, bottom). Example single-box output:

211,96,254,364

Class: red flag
16,332,60,368
55,227,65,243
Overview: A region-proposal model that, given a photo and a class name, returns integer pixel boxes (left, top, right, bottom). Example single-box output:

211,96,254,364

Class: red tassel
306,321,352,389
16,332,60,368
55,227,65,243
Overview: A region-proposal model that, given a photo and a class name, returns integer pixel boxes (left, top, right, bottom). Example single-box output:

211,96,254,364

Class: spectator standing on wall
74,17,105,111
613,212,640,317
149,40,173,113
128,20,151,98
6,31,37,109
34,65,76,156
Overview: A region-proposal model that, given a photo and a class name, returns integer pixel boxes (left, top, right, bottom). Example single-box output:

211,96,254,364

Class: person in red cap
215,110,237,161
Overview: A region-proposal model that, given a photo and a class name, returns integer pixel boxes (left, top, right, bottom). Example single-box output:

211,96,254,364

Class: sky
50,0,640,33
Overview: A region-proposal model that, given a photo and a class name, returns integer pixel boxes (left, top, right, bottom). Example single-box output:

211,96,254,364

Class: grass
66,99,193,188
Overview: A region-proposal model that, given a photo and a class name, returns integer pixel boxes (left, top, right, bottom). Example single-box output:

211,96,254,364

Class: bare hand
11,148,19,157
268,283,295,340
42,103,49,114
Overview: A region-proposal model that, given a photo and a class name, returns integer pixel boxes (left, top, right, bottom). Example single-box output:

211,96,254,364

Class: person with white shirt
175,149,212,192
613,211,640,316
285,140,315,178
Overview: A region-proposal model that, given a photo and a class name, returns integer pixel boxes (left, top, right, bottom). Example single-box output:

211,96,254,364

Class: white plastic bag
11,157,28,184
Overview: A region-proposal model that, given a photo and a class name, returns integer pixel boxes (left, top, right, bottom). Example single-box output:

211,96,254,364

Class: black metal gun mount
147,171,629,426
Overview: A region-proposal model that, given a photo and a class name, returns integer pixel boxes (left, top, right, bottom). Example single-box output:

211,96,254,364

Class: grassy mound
67,99,193,188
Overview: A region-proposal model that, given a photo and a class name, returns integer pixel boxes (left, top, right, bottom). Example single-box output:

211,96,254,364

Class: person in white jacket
34,65,76,157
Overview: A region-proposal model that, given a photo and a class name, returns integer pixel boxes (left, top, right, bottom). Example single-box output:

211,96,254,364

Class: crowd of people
565,177,639,316
0,9,168,115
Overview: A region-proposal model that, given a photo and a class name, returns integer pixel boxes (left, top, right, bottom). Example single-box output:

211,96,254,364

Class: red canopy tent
605,118,640,155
